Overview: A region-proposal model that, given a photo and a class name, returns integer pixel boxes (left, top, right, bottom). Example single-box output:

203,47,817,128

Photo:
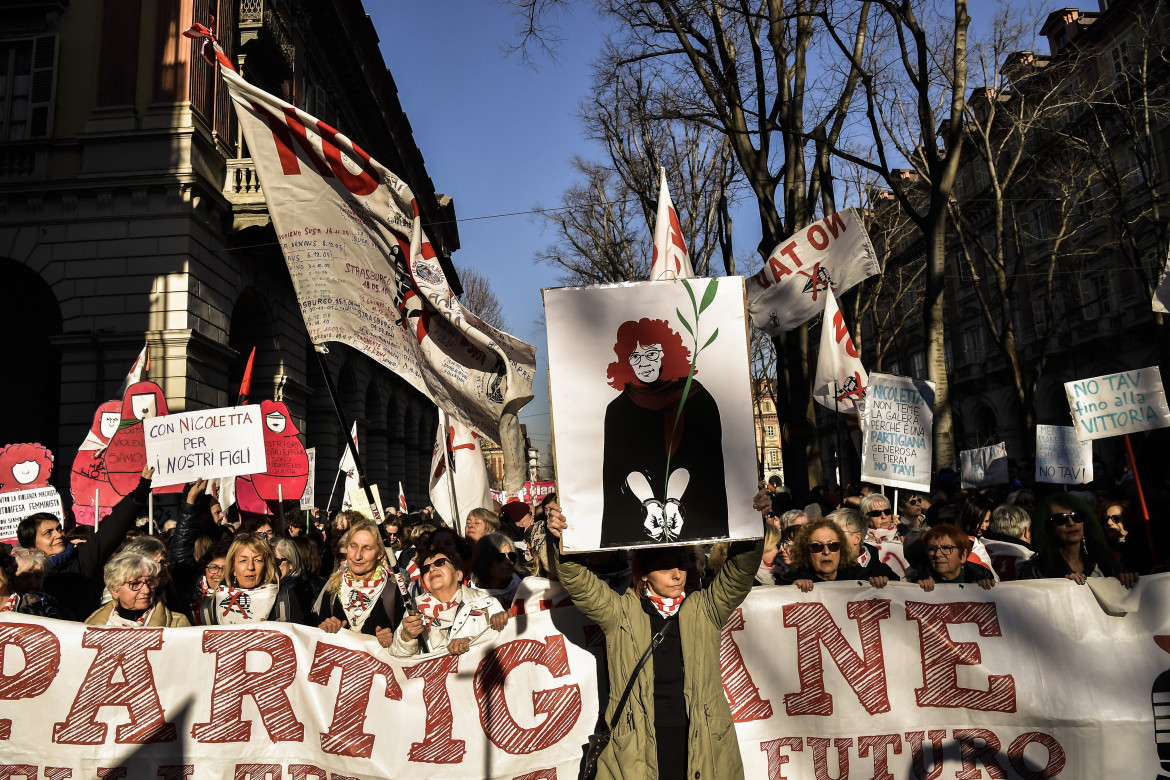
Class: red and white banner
650,166,695,281
429,414,492,533
748,208,880,335
491,480,556,506
1,575,1164,778
208,36,535,491
813,288,868,414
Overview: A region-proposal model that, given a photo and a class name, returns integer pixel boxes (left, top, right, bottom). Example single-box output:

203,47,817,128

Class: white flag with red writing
650,166,695,281
428,415,492,533
747,208,879,335
198,29,535,491
813,289,868,412
117,344,149,399
339,423,359,511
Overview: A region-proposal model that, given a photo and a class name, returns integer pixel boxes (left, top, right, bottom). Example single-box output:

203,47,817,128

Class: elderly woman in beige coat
86,551,190,627
546,484,768,780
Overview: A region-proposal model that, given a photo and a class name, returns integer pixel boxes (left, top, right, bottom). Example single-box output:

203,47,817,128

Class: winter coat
85,601,191,627
45,477,150,619
6,591,72,621
909,560,996,585
389,583,503,657
311,575,402,637
555,537,764,780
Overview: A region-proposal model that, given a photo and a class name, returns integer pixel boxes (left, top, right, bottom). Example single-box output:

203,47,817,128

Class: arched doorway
0,259,62,452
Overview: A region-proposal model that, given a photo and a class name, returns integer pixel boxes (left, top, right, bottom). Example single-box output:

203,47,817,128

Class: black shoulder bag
580,617,676,780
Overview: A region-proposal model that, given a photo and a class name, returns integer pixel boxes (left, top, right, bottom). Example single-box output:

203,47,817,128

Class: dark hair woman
909,524,995,592
600,317,727,547
470,532,522,609
545,484,770,780
1018,493,1139,587
780,517,896,592
1099,498,1154,574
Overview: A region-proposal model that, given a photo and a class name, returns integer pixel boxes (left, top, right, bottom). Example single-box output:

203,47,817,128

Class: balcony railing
0,142,48,180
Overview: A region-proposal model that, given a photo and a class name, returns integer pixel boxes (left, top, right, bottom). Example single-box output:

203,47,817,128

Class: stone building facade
0,0,459,513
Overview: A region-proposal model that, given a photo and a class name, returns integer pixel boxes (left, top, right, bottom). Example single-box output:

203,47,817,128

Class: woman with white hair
274,537,320,619
86,551,190,627
859,493,898,543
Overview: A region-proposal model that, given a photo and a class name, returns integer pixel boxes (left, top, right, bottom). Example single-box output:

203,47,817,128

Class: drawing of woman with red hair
600,318,727,547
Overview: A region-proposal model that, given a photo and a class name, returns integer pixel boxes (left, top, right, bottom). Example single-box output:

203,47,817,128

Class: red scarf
416,591,460,631
0,593,18,613
643,587,685,618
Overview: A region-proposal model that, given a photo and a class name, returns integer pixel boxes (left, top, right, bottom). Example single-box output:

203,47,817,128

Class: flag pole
442,410,462,529
325,467,343,513
313,347,427,650
93,491,100,531
1123,434,1156,556
833,381,844,489
278,484,284,532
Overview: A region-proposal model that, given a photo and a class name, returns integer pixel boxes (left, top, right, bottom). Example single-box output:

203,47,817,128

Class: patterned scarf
106,605,153,627
339,563,388,632
215,583,279,625
415,590,461,632
643,587,686,618
197,576,213,598
0,593,18,613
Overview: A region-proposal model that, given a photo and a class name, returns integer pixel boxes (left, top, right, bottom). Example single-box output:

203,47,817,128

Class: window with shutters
0,36,57,140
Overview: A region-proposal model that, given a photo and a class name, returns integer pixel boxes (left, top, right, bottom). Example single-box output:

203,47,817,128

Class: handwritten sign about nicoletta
1035,425,1093,484
144,406,267,488
1065,366,1170,441
860,373,935,491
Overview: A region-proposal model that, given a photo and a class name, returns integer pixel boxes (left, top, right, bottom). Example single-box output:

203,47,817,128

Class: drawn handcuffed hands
642,500,666,539
663,500,684,539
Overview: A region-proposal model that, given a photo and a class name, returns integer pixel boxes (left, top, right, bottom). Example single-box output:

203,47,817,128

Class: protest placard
960,442,1009,488
347,483,385,521
1035,425,1093,484
545,277,759,552
301,447,317,509
144,406,267,488
860,373,934,491
0,486,63,542
1065,366,1170,441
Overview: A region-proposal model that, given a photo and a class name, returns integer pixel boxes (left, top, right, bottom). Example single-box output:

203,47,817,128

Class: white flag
649,166,695,281
747,208,880,335
812,289,868,412
190,26,536,492
1154,243,1170,314
340,423,358,511
118,344,149,399
398,482,408,514
428,415,492,534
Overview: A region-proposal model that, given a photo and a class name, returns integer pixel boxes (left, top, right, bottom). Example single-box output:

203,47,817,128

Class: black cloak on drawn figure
599,318,728,547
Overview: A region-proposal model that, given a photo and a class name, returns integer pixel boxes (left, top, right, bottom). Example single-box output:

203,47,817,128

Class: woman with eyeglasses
781,517,894,592
909,524,995,592
1018,493,1138,586
313,520,403,644
86,551,190,626
390,545,507,657
199,534,304,624
858,493,898,543
471,532,523,608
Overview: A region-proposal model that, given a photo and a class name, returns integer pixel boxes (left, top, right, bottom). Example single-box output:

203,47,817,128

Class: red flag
238,347,256,406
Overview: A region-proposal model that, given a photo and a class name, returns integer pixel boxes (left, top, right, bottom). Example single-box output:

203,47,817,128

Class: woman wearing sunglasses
391,546,508,657
87,551,190,626
471,532,523,609
782,517,895,592
1019,493,1139,587
909,524,995,592
859,493,898,543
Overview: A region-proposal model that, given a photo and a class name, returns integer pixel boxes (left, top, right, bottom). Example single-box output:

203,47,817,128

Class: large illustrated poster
545,278,759,552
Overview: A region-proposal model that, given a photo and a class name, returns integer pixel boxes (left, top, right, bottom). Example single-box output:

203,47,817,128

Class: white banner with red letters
0,575,1165,779
747,208,880,336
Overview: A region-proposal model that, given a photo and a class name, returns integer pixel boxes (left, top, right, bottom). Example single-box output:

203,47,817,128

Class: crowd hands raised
0,463,1159,663
0,467,565,659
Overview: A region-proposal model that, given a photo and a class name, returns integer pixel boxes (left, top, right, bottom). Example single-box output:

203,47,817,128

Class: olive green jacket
557,537,763,780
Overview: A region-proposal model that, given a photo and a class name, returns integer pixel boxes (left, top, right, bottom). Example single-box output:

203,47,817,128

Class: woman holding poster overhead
600,318,728,547
546,485,768,780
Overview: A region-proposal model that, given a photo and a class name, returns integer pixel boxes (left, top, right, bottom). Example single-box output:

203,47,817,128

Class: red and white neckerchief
0,593,19,612
857,545,872,568
197,576,213,598
405,559,421,586
643,588,686,618
339,563,388,632
215,583,279,625
106,605,154,627
415,591,461,632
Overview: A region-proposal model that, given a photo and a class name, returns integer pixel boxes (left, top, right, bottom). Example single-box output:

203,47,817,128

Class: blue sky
369,2,616,462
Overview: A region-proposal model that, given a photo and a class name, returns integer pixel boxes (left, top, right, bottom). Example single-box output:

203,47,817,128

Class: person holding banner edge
313,520,403,644
1018,493,1138,587
545,483,769,780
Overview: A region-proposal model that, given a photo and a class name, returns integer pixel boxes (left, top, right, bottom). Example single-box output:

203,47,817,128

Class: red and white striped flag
398,481,408,514
650,166,694,281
